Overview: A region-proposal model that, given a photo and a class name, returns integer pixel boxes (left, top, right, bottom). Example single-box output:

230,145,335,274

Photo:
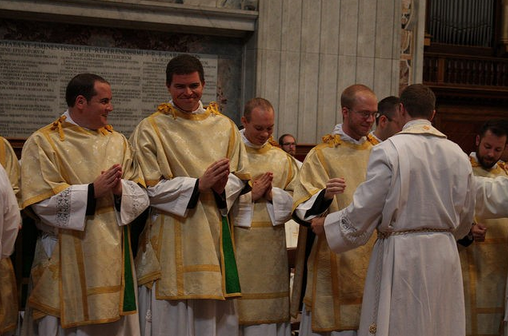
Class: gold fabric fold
0,258,18,334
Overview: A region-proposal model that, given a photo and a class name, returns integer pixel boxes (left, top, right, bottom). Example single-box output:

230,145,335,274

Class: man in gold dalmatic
459,119,508,336
291,84,378,336
0,135,21,336
130,54,250,336
234,98,299,336
20,73,149,336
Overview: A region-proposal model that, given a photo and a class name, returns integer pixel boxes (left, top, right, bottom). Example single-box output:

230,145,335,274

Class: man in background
279,134,303,168
368,96,403,145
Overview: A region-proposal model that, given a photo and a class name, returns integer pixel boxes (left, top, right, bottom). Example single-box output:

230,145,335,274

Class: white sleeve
294,191,324,221
232,192,253,228
266,187,293,226
31,184,88,231
225,173,247,212
147,176,197,217
474,175,508,219
116,179,150,225
1,167,20,257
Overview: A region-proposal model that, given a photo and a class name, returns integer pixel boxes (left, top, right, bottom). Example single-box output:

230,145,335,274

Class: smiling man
21,73,149,336
130,54,250,336
291,84,378,336
233,98,299,336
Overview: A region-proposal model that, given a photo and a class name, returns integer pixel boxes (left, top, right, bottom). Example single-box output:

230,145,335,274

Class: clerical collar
63,110,78,126
332,123,367,145
240,128,266,149
169,100,206,115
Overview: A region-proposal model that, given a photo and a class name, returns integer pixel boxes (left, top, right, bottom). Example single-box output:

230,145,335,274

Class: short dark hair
243,97,274,122
65,73,109,107
478,119,508,139
376,96,400,126
279,133,296,146
166,54,205,86
400,84,435,119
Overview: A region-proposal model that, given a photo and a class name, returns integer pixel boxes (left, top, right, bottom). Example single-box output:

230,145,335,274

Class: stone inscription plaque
0,40,218,137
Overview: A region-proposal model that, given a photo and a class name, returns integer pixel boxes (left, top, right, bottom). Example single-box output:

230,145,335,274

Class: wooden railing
423,52,508,87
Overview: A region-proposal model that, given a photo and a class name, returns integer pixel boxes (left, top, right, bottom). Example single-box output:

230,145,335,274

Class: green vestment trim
123,226,136,312
221,215,241,294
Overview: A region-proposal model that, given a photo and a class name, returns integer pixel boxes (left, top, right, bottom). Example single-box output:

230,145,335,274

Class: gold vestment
21,117,143,328
235,142,298,325
291,134,376,332
131,103,250,300
460,156,508,335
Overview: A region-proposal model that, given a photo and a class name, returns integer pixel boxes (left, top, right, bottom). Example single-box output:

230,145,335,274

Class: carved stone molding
0,0,258,37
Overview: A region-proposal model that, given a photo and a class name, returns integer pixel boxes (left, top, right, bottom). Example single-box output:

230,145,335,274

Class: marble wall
246,0,405,143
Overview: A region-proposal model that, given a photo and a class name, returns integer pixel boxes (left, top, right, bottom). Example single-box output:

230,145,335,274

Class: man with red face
459,119,508,336
233,98,299,336
20,73,149,336
290,84,378,336
130,54,250,336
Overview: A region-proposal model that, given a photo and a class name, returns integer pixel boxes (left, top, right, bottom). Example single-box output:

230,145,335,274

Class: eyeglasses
347,107,377,120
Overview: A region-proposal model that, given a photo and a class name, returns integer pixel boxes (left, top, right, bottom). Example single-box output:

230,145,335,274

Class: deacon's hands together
94,164,123,198
199,158,230,194
252,172,273,201
324,177,346,200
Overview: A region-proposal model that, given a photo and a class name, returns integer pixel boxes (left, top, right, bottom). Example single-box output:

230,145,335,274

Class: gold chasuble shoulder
291,134,376,332
131,102,250,301
460,156,508,335
20,117,144,328
235,143,298,325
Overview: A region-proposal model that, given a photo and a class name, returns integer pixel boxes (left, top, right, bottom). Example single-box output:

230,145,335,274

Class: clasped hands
251,172,273,202
199,158,231,194
93,164,123,198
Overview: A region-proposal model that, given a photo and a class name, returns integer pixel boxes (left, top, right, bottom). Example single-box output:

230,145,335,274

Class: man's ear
476,135,481,147
75,95,86,108
429,109,436,122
